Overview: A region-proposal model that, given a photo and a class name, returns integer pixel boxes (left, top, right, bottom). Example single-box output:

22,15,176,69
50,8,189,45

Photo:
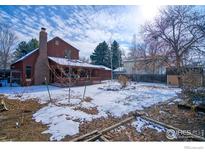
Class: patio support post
10,70,12,87
89,69,92,80
68,66,71,103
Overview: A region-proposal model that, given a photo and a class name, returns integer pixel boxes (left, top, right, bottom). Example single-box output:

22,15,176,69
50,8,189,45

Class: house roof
12,37,79,65
123,55,167,63
97,65,112,71
113,67,126,72
48,56,111,70
12,48,39,64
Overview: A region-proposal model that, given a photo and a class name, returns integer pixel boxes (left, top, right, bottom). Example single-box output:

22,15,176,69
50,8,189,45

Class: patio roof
48,56,111,70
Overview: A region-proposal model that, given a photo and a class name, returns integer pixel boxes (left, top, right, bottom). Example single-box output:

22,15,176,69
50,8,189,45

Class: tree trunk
176,56,183,87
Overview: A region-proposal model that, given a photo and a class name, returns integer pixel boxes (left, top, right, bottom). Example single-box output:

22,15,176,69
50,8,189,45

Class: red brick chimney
34,27,49,85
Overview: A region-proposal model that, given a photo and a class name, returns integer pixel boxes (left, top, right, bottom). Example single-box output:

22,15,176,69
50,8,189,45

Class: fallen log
195,105,205,113
178,103,205,113
178,103,191,110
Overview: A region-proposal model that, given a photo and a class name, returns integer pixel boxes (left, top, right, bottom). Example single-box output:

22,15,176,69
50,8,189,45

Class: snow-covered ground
132,117,166,133
0,81,181,141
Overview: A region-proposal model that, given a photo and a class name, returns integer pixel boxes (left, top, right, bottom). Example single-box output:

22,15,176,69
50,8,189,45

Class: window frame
25,65,32,79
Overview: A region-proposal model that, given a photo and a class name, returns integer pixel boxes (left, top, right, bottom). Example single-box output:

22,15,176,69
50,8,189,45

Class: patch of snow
33,105,107,123
80,101,97,109
132,117,166,133
42,114,79,141
193,100,205,105
159,110,166,114
110,125,126,133
173,98,182,102
33,104,107,140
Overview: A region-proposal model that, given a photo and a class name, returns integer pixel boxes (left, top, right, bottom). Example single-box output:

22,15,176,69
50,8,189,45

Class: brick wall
34,28,49,85
47,37,79,59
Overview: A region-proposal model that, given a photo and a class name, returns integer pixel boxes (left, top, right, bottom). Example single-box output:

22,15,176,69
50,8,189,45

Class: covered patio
48,57,111,86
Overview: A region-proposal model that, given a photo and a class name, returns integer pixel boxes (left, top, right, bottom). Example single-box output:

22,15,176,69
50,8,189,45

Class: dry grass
0,96,50,141
118,75,129,88
83,97,93,102
74,107,98,115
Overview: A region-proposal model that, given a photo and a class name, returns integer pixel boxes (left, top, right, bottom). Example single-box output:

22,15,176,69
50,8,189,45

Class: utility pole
118,48,122,69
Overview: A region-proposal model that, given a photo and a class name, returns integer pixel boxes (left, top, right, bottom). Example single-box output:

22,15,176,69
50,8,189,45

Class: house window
55,40,59,45
65,49,71,59
25,66,31,79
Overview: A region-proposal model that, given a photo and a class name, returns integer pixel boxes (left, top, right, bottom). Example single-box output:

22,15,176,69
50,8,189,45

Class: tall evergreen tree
90,41,110,68
111,40,122,69
90,40,122,69
14,38,39,60
27,38,38,51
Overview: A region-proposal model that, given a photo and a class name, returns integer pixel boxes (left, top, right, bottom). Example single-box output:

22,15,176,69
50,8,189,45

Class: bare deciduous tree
128,34,169,75
142,6,205,86
0,26,17,70
143,6,205,68
80,57,90,63
128,34,147,59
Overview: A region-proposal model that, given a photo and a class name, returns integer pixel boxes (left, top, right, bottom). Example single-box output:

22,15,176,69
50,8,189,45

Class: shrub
118,75,128,88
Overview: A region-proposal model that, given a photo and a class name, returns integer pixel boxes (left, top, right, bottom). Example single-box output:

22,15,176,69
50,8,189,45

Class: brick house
11,28,111,86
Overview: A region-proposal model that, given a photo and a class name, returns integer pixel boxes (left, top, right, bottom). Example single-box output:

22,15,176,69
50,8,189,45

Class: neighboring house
11,28,111,86
113,67,126,74
123,57,166,75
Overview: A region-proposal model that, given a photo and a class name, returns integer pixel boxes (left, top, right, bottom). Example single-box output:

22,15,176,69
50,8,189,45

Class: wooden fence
114,73,166,83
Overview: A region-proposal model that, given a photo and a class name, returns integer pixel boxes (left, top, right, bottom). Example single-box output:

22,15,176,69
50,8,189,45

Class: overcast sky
0,5,162,58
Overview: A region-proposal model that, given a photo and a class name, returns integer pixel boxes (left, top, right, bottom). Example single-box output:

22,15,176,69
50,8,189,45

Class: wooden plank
0,136,7,140
84,116,135,142
84,133,102,142
71,130,98,142
99,135,110,142
72,115,137,142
